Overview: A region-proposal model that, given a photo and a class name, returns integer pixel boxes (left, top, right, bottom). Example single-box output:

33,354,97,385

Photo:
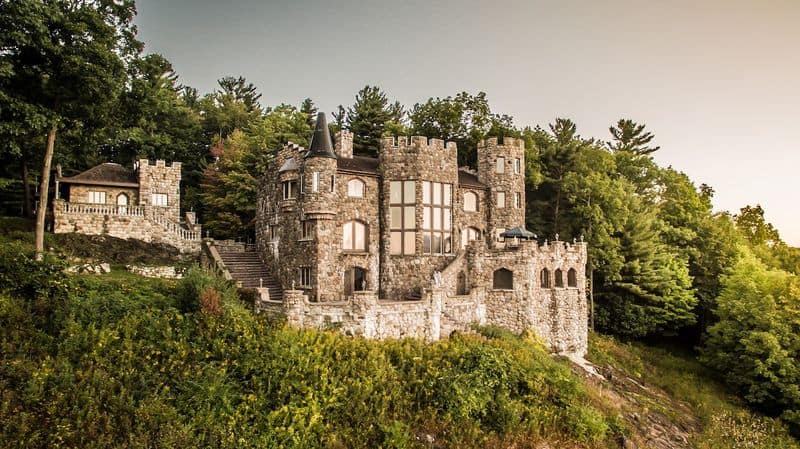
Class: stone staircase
217,251,283,301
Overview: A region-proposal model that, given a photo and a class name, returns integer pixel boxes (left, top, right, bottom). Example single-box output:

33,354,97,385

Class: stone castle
242,113,588,355
52,159,201,252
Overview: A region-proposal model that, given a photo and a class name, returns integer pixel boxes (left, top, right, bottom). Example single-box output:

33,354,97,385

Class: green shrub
176,266,236,313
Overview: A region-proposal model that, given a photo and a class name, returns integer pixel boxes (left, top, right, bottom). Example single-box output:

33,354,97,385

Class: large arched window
555,269,564,288
493,268,513,290
342,220,367,251
463,191,478,212
347,178,365,197
540,268,551,288
567,268,578,287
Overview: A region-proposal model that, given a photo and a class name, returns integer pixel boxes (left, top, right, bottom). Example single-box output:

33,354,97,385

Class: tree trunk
35,126,57,260
21,157,32,218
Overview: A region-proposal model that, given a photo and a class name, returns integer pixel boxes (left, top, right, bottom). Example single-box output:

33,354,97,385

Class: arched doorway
116,193,128,214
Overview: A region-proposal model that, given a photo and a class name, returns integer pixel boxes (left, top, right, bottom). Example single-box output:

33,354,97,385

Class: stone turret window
514,158,521,174
568,268,578,287
493,268,513,290
540,268,551,288
463,191,478,212
496,191,505,208
88,191,106,204
514,192,521,209
299,267,311,288
347,179,365,197
422,181,452,254
496,157,505,173
151,193,168,207
390,181,416,255
343,220,367,251
282,180,297,200
312,172,319,192
330,175,335,193
300,220,314,240
555,269,564,288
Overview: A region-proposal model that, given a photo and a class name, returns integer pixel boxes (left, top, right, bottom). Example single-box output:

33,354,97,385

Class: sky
135,0,800,245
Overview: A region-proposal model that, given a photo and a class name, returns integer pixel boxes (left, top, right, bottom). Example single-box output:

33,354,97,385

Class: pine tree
346,85,395,156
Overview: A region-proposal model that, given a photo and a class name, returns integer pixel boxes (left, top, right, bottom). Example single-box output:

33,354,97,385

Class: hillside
0,234,797,448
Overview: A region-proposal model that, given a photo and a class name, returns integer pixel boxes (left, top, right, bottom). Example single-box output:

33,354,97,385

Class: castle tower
302,113,340,300
138,159,182,222
476,137,526,248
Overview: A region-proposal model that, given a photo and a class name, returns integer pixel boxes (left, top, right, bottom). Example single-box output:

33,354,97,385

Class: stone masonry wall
68,185,139,206
476,137,526,247
138,159,181,222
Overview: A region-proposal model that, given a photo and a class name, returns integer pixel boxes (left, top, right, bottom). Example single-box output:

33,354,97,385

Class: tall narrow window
299,267,311,288
555,269,564,287
422,181,452,254
496,157,505,173
270,225,278,241
312,172,319,192
496,191,505,209
343,220,367,251
88,191,106,204
300,220,314,240
463,191,478,212
514,192,521,209
390,180,416,255
330,175,335,193
151,193,168,207
461,226,480,249
540,269,551,288
299,174,305,193
514,158,521,174
567,268,578,287
347,179,365,197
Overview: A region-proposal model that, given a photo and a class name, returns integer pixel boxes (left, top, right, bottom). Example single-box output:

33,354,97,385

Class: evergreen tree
346,85,399,156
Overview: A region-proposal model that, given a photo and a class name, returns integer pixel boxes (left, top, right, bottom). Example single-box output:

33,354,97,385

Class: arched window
347,178,365,197
463,191,478,212
540,269,551,288
342,220,367,251
461,227,480,249
493,268,513,290
116,193,128,214
567,268,578,287
555,269,564,287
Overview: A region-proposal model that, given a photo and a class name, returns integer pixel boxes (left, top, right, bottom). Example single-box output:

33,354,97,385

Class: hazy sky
135,0,800,245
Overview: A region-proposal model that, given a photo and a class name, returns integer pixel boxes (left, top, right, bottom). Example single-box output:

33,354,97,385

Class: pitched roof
337,156,379,176
278,157,300,172
305,112,336,159
458,169,484,188
59,163,139,187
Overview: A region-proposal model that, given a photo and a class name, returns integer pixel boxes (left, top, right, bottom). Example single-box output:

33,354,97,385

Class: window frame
492,268,514,290
567,268,578,287
496,157,505,173
463,190,478,212
389,180,416,255
342,220,368,252
496,191,505,209
87,190,106,204
540,268,551,288
282,180,297,200
514,158,521,174
514,192,521,209
300,220,314,240
422,181,452,255
299,266,311,288
347,178,365,198
151,193,168,207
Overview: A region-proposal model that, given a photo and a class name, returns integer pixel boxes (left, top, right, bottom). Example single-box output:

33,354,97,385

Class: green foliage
702,248,800,432
176,266,237,313
345,85,404,156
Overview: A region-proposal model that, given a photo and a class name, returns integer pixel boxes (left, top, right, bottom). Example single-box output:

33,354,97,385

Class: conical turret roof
305,112,336,159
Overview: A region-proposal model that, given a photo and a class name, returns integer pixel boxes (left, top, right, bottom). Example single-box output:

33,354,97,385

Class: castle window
514,158,521,174
347,179,365,197
555,269,564,287
496,157,505,173
299,267,311,288
493,268,513,290
300,220,314,240
87,191,106,204
312,172,319,192
568,268,578,287
463,191,478,212
461,227,480,249
422,181,452,254
514,192,521,209
270,225,278,241
299,174,305,194
390,181,416,255
330,175,335,193
496,191,505,209
151,193,168,207
540,269,551,288
343,220,367,251
282,180,297,200
496,228,506,243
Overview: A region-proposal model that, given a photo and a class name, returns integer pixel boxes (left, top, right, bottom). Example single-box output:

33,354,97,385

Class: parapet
380,136,458,153
478,136,525,150
137,159,182,170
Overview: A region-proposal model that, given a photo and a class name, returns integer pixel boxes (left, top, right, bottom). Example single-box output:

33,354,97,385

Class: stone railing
150,209,201,241
62,202,146,217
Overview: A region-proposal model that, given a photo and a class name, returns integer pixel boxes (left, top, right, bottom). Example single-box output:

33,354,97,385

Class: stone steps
218,251,283,301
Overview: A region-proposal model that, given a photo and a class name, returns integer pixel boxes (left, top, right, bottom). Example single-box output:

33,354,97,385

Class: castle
247,113,588,355
52,159,201,253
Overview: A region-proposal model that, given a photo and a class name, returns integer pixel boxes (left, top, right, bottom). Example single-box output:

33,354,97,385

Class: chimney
335,130,353,159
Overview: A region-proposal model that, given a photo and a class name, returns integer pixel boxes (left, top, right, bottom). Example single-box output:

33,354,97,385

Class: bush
176,266,236,313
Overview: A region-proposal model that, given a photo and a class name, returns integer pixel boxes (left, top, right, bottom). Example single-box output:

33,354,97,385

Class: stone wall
126,265,184,279
476,137,526,247
68,185,138,206
138,159,181,222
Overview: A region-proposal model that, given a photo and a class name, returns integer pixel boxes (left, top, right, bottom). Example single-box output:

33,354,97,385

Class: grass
588,334,799,449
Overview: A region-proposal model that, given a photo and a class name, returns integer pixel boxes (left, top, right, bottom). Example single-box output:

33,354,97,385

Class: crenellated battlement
478,136,525,150
138,159,182,170
381,135,458,153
